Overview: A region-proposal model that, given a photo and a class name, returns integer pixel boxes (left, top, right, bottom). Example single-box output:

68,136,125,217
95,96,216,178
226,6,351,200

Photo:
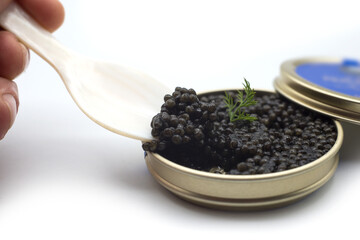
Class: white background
1,0,360,239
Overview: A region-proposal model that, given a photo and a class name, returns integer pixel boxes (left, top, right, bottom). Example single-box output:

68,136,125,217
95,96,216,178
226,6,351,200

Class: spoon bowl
59,56,169,140
0,2,170,141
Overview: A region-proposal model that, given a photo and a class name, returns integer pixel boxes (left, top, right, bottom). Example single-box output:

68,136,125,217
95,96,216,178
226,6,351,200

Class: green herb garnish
224,78,257,122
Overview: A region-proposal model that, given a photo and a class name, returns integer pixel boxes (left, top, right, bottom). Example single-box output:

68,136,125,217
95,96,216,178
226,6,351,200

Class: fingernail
20,43,30,70
1,94,17,138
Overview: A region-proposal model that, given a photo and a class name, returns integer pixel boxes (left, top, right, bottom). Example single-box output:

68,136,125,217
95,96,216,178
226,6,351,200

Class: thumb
0,78,19,140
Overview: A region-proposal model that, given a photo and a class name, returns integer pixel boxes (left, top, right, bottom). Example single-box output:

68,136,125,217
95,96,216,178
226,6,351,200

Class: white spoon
0,2,171,141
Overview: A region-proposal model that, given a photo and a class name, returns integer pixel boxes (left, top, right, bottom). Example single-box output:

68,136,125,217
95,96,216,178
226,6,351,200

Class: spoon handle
0,2,70,69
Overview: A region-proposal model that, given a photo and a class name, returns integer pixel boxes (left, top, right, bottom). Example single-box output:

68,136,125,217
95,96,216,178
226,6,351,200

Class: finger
0,78,19,139
0,0,12,12
17,0,65,32
0,31,29,80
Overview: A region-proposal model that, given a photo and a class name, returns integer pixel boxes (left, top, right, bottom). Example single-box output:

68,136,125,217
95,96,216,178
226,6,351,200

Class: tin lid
274,57,360,125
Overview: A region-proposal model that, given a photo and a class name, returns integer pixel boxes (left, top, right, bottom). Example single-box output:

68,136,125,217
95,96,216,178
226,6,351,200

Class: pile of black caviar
142,87,337,175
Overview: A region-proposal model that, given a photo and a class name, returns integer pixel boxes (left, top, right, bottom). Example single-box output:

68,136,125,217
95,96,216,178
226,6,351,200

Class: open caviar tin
143,56,360,210
145,87,344,210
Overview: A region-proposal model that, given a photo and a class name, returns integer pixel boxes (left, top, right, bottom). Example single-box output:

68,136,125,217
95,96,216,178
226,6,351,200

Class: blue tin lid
295,59,360,98
274,57,360,125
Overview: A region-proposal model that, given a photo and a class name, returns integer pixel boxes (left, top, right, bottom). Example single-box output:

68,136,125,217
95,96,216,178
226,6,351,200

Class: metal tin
274,57,360,125
144,90,344,210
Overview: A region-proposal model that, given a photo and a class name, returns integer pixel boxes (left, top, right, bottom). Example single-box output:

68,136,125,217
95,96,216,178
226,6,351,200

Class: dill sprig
224,78,257,122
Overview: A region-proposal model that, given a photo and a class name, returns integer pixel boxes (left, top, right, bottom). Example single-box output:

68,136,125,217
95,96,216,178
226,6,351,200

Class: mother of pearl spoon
0,2,171,141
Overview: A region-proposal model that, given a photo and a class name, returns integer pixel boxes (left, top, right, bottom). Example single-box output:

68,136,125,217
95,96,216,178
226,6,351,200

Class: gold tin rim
145,90,344,210
275,57,360,125
146,155,339,210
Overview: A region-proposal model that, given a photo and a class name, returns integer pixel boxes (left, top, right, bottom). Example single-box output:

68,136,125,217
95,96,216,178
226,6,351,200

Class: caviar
142,87,337,175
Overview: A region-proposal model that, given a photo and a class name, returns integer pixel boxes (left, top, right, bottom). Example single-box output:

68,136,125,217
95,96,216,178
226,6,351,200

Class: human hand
0,0,64,139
